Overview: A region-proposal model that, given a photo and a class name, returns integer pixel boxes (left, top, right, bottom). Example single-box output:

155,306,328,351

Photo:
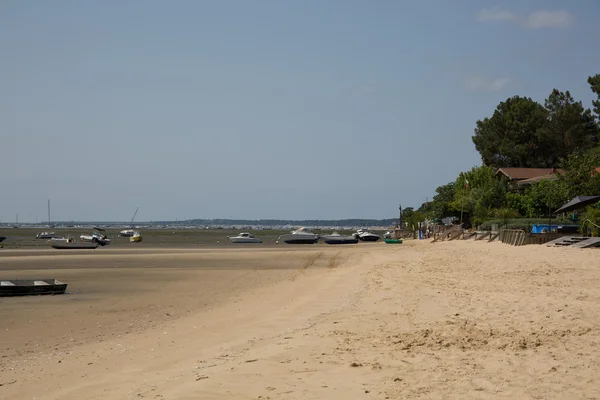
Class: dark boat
0,279,68,297
278,228,319,244
355,229,380,242
0,236,6,243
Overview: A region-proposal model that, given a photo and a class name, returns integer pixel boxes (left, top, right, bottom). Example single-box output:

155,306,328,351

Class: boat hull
358,235,380,242
51,242,98,249
229,238,262,243
0,237,5,243
0,279,67,297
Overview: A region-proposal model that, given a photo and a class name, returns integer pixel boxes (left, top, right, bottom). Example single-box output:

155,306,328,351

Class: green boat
384,238,402,244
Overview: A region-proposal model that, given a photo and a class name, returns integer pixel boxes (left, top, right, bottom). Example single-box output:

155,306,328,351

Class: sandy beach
1,240,600,399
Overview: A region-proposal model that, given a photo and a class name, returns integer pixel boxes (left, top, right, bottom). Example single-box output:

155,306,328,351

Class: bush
580,202,600,236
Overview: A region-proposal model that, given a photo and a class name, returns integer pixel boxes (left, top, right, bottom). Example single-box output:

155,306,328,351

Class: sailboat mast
48,199,51,225
130,207,139,226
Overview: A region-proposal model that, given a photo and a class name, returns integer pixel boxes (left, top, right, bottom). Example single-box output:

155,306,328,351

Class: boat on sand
384,238,403,244
0,279,67,296
229,232,262,243
354,229,380,242
321,232,358,245
278,228,319,244
130,231,143,242
50,238,98,249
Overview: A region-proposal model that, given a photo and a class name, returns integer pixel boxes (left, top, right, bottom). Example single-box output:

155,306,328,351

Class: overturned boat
321,232,358,245
0,279,68,296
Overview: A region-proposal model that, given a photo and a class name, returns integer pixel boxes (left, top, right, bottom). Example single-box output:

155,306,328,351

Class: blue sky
1,1,599,222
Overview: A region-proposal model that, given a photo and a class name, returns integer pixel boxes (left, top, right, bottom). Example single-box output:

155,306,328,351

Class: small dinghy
384,238,403,244
0,279,68,297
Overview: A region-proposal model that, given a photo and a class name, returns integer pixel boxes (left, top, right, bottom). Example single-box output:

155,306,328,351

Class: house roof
515,173,559,186
496,168,563,180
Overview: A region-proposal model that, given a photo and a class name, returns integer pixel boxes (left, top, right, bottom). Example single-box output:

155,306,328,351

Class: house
495,168,564,188
496,168,562,182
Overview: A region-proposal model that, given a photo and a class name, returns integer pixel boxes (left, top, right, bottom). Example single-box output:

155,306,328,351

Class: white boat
119,229,136,237
49,237,98,249
229,232,262,243
278,228,319,244
80,231,111,246
36,232,55,239
321,232,358,245
354,229,380,242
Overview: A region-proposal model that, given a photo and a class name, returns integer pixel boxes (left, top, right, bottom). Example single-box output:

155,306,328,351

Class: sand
1,241,599,399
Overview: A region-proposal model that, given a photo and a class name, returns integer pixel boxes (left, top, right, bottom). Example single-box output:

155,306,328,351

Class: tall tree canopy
472,96,548,168
472,91,599,168
537,89,598,164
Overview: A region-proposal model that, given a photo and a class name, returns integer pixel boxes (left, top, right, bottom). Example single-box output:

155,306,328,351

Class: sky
1,0,599,222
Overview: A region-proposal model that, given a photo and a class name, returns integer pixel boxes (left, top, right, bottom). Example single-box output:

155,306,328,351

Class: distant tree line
417,74,600,232
156,218,399,228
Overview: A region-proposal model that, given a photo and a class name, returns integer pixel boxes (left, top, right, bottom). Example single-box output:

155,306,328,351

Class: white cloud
476,8,573,29
476,8,518,23
524,10,573,29
464,76,511,92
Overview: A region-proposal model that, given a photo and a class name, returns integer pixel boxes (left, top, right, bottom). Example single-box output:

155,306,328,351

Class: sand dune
1,241,599,399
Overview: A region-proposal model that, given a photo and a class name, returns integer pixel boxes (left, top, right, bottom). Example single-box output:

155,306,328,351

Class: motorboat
50,237,98,249
130,231,143,242
278,228,319,244
0,279,68,297
229,232,262,243
36,232,55,239
321,232,358,245
119,229,136,237
80,230,111,246
354,229,380,242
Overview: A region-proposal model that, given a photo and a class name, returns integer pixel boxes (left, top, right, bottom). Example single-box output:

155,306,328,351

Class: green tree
428,183,460,219
519,179,566,218
472,96,549,167
588,74,600,117
556,149,600,199
537,89,598,165
451,166,507,226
